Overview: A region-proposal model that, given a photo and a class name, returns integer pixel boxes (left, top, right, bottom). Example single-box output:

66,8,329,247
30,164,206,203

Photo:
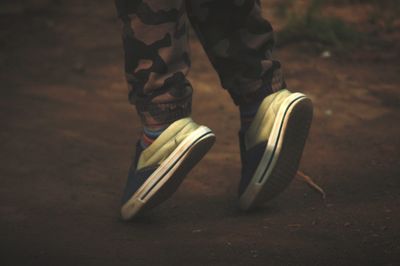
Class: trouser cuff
134,87,192,127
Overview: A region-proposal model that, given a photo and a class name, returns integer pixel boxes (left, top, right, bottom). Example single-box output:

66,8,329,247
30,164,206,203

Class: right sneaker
238,89,313,210
121,118,215,220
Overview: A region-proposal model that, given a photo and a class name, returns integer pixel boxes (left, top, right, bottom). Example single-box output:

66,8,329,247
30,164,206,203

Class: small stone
321,50,331,58
324,109,333,116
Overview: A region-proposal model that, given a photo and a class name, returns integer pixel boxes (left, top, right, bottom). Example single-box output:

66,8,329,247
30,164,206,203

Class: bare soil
1,1,399,265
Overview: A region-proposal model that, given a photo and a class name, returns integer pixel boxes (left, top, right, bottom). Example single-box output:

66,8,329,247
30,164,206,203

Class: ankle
140,125,168,149
239,100,263,132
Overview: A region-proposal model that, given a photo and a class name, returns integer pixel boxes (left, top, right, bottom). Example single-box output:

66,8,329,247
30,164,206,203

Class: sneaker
121,118,215,220
238,89,313,210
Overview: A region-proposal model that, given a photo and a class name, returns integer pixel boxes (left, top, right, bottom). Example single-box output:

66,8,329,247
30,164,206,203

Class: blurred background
1,0,399,265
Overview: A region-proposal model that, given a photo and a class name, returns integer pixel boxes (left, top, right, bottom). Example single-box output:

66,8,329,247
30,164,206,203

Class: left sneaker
238,89,313,210
120,118,215,220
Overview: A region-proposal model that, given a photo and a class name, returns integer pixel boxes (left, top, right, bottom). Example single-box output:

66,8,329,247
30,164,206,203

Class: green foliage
277,0,361,50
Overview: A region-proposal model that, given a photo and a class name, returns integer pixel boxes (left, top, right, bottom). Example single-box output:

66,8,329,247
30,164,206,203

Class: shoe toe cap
121,164,159,206
238,142,266,196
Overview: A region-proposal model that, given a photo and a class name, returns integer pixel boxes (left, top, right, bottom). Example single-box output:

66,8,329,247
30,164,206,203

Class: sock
140,125,168,149
239,100,263,132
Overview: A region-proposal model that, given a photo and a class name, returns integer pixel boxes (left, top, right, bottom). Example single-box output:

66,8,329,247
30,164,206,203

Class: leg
186,0,286,106
186,0,313,210
115,0,216,220
115,0,192,128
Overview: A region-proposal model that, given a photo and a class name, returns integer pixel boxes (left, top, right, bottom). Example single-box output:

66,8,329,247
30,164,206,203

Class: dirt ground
1,0,399,265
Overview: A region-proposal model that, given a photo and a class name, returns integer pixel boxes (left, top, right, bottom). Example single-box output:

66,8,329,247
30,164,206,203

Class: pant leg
115,0,192,127
186,0,286,105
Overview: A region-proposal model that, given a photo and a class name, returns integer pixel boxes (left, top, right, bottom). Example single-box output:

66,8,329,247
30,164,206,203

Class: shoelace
296,171,326,199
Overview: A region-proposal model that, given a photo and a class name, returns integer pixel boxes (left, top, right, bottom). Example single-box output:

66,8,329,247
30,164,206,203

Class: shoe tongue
137,118,199,169
270,89,292,112
245,89,290,149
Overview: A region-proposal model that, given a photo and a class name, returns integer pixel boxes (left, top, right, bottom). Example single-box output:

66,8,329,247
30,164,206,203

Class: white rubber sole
239,93,313,210
121,126,215,220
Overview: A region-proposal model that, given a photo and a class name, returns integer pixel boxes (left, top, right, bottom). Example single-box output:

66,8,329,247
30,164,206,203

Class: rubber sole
239,93,313,210
121,126,215,220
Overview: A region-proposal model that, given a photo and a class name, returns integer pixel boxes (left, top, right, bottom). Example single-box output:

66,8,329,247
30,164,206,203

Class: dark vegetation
276,0,399,52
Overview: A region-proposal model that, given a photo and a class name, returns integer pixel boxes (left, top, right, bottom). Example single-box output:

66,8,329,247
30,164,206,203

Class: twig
296,171,326,199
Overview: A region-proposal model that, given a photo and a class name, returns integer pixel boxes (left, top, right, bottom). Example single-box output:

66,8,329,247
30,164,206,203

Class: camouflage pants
115,0,286,127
